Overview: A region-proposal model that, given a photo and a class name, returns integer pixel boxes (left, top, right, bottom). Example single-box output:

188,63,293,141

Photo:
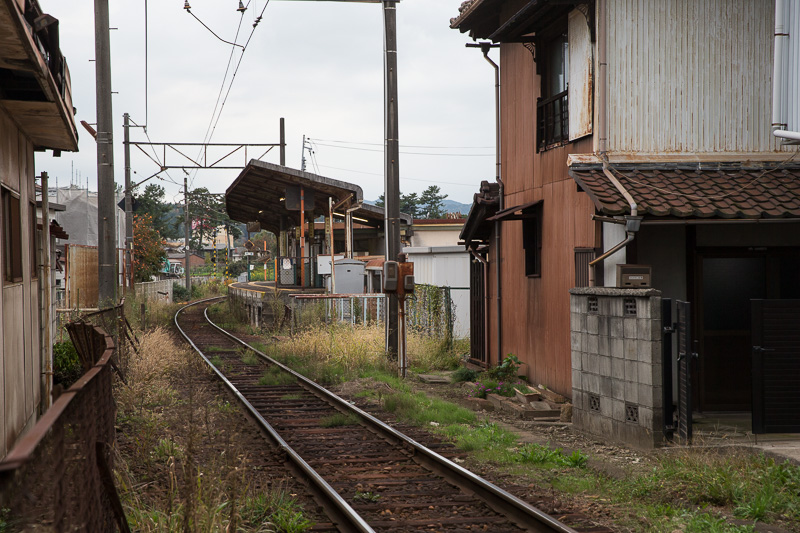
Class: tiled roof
569,163,800,219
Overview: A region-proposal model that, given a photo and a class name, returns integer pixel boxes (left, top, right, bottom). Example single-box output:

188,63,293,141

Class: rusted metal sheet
568,7,593,141
66,244,99,308
606,0,795,155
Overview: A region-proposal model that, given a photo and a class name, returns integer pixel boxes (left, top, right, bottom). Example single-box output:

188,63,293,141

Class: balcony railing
537,89,569,151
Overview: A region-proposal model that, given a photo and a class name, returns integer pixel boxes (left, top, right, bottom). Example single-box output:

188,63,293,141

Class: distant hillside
442,199,471,216
366,198,472,217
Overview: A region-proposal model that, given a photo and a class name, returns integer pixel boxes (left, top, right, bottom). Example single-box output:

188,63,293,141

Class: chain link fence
0,324,128,532
289,285,461,342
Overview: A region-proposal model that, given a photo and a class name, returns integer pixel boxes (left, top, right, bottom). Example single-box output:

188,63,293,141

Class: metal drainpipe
481,42,504,364
469,246,491,367
591,0,640,280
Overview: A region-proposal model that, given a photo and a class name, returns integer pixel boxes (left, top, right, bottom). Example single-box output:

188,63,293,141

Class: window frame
522,203,543,278
2,186,24,284
536,19,570,152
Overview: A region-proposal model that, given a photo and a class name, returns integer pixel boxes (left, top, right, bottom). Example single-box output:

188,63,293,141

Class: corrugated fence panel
67,245,98,308
607,0,795,154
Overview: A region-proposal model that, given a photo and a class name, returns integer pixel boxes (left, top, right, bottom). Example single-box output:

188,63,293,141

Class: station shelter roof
225,160,411,235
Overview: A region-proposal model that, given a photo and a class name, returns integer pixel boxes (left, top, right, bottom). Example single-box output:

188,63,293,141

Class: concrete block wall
569,287,664,448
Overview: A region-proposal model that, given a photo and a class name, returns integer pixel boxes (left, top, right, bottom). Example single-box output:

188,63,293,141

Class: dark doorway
695,248,800,412
698,255,766,411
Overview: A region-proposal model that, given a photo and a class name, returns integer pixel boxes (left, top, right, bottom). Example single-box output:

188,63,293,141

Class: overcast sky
39,0,496,206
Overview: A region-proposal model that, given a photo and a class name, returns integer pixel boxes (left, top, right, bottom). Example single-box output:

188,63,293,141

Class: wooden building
0,0,79,458
453,0,800,429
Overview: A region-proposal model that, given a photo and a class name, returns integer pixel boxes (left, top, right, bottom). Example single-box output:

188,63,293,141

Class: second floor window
537,29,569,151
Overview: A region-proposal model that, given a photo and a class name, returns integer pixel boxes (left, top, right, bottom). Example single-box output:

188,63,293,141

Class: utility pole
95,0,116,306
184,177,191,296
384,0,401,360
123,113,133,293
280,117,286,166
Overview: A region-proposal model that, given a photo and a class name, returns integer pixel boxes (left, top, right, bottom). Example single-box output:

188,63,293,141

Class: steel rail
174,297,375,533
197,298,578,533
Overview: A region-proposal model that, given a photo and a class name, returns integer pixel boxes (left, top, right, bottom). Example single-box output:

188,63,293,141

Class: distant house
453,0,800,445
168,252,205,274
404,218,471,337
0,0,79,458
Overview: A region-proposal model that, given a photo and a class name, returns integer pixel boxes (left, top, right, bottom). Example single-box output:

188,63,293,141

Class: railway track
175,298,593,533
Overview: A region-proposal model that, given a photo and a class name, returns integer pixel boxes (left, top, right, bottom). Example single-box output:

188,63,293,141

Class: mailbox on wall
616,264,651,288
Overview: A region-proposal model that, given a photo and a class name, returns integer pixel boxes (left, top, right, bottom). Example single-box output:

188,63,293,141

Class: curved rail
175,298,374,533
177,297,579,533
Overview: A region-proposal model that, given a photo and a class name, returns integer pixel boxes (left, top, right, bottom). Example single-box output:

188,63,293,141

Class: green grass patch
281,393,303,400
239,490,314,532
382,391,475,427
240,351,261,366
258,367,296,386
319,412,361,427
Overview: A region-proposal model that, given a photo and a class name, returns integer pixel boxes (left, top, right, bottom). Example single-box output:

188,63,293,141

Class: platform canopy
225,160,411,235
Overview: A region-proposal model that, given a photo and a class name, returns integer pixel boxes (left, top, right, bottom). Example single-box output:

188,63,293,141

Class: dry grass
114,328,314,532
266,322,460,381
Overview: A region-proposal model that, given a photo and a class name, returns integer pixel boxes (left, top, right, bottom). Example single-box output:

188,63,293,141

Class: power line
309,137,494,149
310,141,493,156
318,164,484,188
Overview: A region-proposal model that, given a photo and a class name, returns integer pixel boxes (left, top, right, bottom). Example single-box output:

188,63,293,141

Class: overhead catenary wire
318,164,482,188
310,141,493,156
309,137,494,149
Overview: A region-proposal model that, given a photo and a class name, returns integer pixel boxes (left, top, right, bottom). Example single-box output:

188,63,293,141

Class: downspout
482,42,504,364
772,0,800,141
590,0,640,280
773,0,788,134
469,246,490,367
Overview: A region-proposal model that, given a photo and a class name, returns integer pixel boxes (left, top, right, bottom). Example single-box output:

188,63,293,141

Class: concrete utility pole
123,113,133,293
383,0,401,360
185,177,191,296
95,0,116,307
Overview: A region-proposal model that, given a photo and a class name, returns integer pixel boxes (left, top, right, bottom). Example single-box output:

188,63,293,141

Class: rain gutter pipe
590,0,640,281
467,40,503,363
469,246,491,367
773,0,788,134
483,42,504,364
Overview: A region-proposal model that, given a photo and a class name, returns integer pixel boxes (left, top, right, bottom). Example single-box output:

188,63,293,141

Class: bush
53,340,83,388
488,353,521,381
173,282,190,302
451,366,478,383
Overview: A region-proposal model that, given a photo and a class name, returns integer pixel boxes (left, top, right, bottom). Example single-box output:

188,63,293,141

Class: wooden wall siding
67,245,100,308
606,0,795,155
0,104,40,458
500,43,536,196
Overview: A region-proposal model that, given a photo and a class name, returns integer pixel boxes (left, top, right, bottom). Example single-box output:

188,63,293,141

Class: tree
132,213,166,282
375,192,422,218
183,188,242,251
419,185,447,219
133,184,179,239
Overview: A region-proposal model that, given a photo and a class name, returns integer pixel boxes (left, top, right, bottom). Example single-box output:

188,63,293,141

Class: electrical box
403,274,415,292
383,261,399,292
616,264,651,288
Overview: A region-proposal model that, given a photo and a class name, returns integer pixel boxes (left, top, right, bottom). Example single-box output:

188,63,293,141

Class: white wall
404,246,471,338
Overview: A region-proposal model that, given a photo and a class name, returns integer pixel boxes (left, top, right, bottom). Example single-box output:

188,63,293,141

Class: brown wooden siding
1,105,41,458
494,43,597,398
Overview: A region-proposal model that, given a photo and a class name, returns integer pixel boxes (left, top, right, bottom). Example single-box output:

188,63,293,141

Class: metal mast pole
384,0,401,360
123,113,133,293
95,0,116,306
184,177,191,296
